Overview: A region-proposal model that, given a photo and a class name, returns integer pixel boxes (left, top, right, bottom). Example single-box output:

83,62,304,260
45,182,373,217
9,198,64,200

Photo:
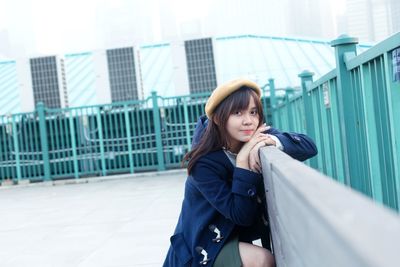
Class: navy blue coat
163,116,317,267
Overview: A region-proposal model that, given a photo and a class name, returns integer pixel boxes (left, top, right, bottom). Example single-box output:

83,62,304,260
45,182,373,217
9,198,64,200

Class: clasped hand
236,124,276,173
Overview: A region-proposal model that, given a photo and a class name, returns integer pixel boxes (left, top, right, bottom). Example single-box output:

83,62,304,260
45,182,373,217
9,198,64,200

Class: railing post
11,116,21,182
331,34,358,186
95,107,107,176
299,70,318,168
151,91,165,171
268,78,278,127
37,102,51,181
183,98,192,151
68,111,79,179
285,87,295,131
124,104,134,174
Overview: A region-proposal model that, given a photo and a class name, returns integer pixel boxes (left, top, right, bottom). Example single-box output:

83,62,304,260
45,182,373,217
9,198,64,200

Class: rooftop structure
0,34,371,115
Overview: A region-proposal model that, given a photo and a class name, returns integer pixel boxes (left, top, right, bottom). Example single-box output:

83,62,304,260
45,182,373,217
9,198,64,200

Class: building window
185,38,217,94
106,47,138,102
30,56,61,108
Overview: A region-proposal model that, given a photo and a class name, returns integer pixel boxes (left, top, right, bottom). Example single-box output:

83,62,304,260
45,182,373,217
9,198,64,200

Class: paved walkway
0,170,187,267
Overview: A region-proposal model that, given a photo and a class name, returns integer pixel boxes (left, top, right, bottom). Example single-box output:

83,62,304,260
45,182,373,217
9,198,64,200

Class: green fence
0,91,272,182
271,33,400,211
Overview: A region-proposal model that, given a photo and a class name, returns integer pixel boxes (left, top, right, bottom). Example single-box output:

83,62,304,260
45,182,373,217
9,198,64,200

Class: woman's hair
182,86,264,174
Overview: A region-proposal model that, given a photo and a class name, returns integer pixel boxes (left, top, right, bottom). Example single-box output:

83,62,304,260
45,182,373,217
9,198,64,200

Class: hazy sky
0,0,348,59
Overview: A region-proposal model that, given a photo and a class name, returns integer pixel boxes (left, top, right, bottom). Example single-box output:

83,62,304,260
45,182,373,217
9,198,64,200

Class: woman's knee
239,242,275,267
260,249,275,267
254,248,275,267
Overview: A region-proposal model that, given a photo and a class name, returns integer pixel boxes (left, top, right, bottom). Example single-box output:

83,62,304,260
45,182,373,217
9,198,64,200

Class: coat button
247,189,255,197
209,225,223,242
292,135,301,143
196,246,210,265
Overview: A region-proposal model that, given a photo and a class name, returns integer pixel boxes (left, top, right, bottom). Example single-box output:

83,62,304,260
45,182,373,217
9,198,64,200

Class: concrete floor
0,170,187,267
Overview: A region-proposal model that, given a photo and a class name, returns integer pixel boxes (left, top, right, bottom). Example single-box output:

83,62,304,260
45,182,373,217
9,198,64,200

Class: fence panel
0,112,45,182
272,33,400,211
159,93,209,169
0,85,278,182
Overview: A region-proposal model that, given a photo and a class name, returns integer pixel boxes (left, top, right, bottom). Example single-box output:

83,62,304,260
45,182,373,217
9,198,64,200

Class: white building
0,34,371,115
345,0,400,42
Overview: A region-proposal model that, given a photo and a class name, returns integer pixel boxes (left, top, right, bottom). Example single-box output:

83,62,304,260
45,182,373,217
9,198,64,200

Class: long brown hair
182,86,264,174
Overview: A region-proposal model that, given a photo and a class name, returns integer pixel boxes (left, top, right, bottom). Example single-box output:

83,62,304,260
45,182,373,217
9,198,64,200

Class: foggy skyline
0,0,397,59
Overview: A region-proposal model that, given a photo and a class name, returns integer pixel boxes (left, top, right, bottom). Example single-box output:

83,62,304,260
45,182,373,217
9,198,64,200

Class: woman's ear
212,116,220,126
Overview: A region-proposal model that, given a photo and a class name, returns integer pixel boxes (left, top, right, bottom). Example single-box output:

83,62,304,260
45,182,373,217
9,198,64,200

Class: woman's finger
255,165,261,173
254,124,268,135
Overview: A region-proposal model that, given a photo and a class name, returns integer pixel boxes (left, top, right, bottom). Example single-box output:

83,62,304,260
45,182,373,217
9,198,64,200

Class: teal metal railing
0,91,272,182
270,33,400,211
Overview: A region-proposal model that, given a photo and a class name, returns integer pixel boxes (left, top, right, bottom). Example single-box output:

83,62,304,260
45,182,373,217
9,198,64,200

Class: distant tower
390,0,400,33
345,0,397,42
287,0,335,39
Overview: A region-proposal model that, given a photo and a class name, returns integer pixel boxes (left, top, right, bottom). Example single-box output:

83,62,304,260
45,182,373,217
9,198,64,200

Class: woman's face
225,97,260,150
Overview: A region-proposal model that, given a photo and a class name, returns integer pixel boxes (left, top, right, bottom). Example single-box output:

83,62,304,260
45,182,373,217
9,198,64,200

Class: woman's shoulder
199,149,225,161
191,149,233,178
194,149,231,170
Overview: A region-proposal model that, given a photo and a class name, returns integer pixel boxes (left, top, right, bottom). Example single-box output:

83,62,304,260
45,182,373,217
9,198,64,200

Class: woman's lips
242,130,254,135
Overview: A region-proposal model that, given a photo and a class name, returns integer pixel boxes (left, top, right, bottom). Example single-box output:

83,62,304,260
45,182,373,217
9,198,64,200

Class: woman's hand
248,128,276,173
248,142,264,173
236,124,271,170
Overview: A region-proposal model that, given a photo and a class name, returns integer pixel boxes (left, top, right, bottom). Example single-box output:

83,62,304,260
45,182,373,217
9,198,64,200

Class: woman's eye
234,111,242,115
250,110,258,115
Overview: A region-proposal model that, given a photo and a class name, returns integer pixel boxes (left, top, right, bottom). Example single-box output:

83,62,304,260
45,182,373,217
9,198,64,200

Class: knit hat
205,78,261,118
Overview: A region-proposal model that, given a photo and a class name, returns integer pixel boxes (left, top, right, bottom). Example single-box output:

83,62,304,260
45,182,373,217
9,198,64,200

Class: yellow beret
205,78,261,118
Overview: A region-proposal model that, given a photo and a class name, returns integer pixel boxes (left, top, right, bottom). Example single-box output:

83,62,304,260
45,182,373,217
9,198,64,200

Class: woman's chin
241,137,252,142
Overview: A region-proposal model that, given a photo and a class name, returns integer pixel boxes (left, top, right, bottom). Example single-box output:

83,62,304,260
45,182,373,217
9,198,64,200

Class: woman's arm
191,157,261,226
266,127,318,161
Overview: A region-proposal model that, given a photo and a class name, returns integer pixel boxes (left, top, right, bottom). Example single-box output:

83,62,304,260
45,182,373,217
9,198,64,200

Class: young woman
163,79,317,267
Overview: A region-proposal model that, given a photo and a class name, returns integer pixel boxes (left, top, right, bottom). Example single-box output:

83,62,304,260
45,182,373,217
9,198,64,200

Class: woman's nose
242,114,252,124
